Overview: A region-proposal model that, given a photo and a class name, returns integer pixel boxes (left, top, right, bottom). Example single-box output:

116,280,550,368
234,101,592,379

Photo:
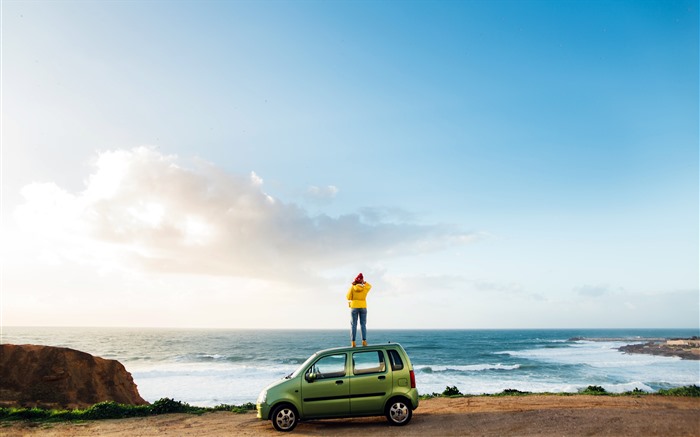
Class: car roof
314,342,406,356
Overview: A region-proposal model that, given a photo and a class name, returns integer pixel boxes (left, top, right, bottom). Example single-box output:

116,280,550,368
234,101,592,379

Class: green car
257,343,419,432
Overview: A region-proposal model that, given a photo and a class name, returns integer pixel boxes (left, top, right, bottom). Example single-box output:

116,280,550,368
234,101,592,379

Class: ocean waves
3,327,698,406
417,363,521,373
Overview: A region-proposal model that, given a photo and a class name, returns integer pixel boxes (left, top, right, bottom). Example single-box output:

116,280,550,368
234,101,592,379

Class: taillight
409,369,416,388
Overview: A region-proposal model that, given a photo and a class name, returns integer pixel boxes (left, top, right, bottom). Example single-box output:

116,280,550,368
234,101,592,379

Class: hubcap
275,409,295,429
389,402,408,423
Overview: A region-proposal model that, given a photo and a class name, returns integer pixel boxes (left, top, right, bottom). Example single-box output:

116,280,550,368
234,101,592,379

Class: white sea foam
131,364,296,406
5,327,698,407
416,374,583,395
416,363,521,372
501,341,699,389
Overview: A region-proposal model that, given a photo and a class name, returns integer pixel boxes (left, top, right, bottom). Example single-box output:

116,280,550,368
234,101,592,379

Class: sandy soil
3,395,699,437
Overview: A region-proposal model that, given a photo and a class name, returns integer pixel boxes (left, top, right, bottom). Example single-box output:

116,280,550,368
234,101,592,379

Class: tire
271,404,299,432
385,397,412,426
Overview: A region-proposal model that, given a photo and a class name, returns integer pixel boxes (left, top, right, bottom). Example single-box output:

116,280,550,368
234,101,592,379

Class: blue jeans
350,308,367,342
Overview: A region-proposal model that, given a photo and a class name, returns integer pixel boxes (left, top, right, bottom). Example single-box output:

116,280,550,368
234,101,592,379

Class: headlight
257,390,267,404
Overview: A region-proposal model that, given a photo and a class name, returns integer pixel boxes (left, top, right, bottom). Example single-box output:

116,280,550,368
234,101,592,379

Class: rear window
387,349,404,371
352,351,386,375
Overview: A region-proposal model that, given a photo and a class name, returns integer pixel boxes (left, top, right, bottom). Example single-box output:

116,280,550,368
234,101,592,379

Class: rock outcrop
619,341,700,360
0,344,148,409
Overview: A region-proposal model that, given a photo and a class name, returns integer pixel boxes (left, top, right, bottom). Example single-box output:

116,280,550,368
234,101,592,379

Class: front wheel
385,398,413,426
271,404,299,432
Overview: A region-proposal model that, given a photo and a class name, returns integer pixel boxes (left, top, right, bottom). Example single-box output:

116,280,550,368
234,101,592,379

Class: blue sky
2,0,698,329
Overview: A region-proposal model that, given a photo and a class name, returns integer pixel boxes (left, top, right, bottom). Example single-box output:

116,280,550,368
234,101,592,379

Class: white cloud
13,147,475,282
306,185,338,204
249,171,264,186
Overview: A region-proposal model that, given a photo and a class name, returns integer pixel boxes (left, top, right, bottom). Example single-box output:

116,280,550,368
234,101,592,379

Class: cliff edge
0,344,148,409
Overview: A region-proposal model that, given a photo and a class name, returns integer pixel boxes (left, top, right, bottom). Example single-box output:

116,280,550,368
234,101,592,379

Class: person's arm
346,285,354,301
364,282,372,292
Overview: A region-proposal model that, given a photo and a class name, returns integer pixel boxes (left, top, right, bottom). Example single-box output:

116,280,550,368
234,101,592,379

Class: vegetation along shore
2,386,699,437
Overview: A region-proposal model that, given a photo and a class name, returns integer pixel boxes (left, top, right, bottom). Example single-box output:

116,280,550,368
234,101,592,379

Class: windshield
289,353,318,379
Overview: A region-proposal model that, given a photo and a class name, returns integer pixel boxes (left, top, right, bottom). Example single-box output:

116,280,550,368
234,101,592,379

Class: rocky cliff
0,344,148,409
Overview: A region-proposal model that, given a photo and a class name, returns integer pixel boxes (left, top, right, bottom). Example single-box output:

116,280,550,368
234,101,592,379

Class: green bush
3,407,52,420
150,398,195,415
625,388,646,395
658,385,700,397
580,385,607,395
495,389,531,396
442,385,463,396
82,401,150,419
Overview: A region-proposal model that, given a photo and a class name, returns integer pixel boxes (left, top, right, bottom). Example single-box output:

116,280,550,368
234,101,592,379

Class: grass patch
0,398,256,423
6,386,698,422
658,385,700,397
491,389,531,396
419,385,700,400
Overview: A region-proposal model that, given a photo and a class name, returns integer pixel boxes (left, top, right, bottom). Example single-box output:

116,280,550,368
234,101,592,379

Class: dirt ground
3,395,699,437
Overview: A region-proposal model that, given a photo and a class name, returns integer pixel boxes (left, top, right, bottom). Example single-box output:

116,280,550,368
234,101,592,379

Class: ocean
2,327,699,407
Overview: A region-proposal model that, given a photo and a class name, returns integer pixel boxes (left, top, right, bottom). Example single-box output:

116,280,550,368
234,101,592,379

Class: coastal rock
0,344,148,409
618,339,700,361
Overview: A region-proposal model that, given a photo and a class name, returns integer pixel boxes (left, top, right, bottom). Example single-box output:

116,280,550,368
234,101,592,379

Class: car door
349,349,391,415
300,352,350,418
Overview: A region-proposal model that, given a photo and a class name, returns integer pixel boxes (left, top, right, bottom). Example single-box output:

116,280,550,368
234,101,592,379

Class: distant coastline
618,338,700,361
569,337,700,361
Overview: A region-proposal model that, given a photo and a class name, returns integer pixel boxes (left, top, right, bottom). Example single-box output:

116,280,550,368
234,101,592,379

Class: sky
1,0,698,330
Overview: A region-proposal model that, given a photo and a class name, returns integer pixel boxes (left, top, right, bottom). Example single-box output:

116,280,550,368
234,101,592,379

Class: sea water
2,327,698,407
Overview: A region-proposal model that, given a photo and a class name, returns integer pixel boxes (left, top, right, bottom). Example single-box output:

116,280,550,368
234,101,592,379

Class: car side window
307,353,346,379
352,350,386,375
387,349,404,371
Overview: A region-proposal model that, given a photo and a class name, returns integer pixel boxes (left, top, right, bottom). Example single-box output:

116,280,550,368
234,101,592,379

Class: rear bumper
409,389,420,409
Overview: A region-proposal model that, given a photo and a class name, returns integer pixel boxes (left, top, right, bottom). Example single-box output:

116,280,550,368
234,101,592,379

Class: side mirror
305,372,317,382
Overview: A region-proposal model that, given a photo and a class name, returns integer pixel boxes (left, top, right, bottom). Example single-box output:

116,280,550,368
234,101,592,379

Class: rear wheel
271,404,299,432
385,398,412,426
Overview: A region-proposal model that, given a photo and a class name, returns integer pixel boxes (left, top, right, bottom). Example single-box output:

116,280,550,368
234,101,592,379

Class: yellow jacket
347,282,372,308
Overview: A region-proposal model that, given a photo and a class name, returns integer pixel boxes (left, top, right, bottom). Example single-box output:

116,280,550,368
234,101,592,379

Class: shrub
496,389,530,396
625,388,646,395
580,385,607,395
83,402,123,420
658,385,700,397
442,385,463,396
2,407,52,420
149,398,192,415
211,402,256,413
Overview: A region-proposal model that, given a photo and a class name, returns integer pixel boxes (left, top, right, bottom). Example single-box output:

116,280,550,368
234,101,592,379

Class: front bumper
256,402,271,420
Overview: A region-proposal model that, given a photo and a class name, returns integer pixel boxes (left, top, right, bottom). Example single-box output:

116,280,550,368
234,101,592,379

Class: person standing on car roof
347,273,372,347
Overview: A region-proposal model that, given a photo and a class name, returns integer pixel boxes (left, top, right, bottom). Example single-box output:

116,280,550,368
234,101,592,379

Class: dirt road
4,395,699,437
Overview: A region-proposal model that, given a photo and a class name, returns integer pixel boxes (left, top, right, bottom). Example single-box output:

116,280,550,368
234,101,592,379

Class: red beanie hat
354,273,364,283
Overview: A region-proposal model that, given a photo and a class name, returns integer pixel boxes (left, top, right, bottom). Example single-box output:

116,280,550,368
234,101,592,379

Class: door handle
378,376,386,380
336,380,344,385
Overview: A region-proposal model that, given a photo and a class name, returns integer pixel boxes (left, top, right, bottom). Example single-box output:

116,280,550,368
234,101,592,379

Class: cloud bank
15,147,473,281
